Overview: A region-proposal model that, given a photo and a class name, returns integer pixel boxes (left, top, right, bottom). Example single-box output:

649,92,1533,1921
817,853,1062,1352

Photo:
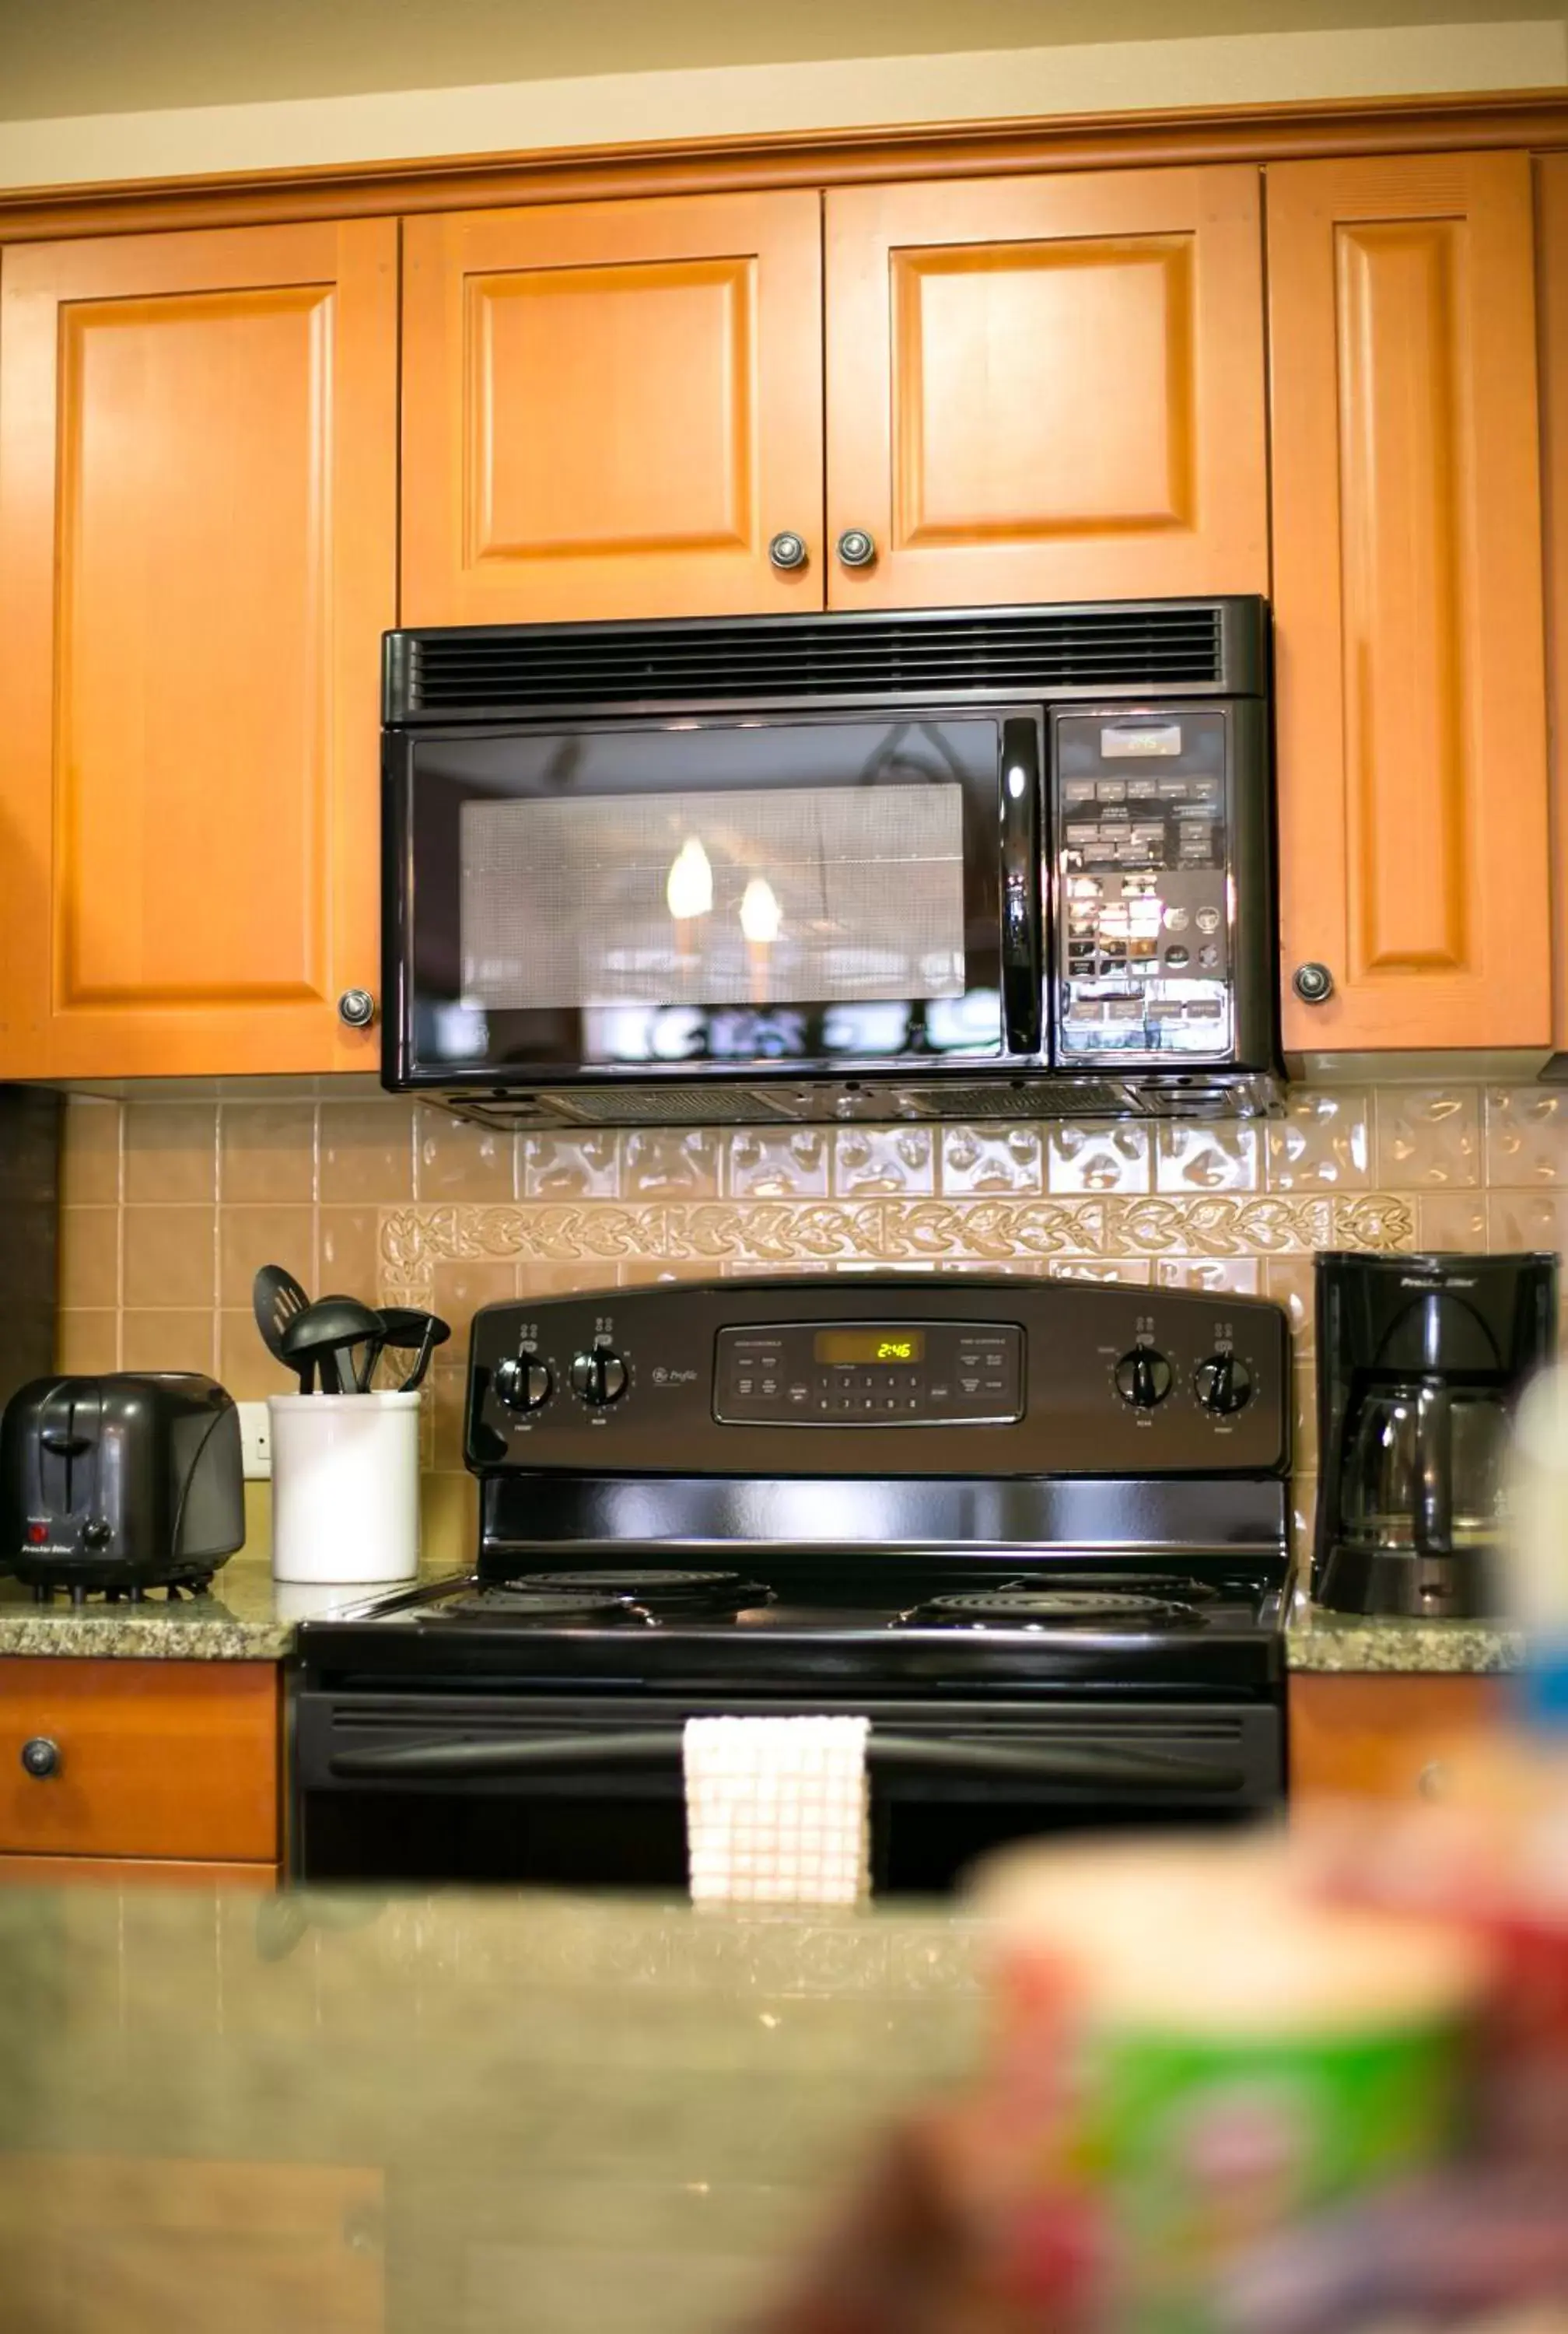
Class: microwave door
390,715,1017,1088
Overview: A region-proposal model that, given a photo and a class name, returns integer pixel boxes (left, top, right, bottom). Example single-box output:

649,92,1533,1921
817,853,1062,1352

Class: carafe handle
1413,1376,1454,1554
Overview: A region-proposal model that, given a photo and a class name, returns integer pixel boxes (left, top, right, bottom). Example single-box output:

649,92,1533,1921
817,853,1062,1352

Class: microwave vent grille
391,601,1247,720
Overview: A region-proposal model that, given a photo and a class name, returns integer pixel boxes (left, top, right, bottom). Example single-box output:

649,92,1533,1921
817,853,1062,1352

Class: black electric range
292,1275,1292,1891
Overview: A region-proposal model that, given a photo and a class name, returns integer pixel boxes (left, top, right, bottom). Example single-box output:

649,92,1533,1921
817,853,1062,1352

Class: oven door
384,711,1041,1088
292,1691,1282,1891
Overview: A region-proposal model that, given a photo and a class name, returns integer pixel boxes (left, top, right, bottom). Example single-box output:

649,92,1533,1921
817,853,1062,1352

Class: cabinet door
1540,157,1568,1055
0,1659,278,1863
1290,1674,1506,1803
0,220,396,1078
824,167,1267,610
401,191,824,625
1269,153,1551,1051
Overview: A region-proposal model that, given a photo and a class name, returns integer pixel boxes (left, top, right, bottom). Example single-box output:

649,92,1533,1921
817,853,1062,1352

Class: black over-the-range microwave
380,598,1278,1129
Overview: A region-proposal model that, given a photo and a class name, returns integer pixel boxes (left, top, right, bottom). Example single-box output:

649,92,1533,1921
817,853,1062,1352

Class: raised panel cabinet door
823,166,1268,610
401,191,824,623
1269,153,1551,1051
1539,158,1568,1055
0,219,396,1078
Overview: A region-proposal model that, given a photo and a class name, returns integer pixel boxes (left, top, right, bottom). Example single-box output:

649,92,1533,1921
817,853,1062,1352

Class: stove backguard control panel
467,1276,1290,1478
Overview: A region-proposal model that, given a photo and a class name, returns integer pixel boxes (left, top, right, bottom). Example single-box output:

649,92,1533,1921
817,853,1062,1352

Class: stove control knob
571,1348,628,1407
1194,1354,1252,1416
494,1355,552,1412
1114,1348,1173,1410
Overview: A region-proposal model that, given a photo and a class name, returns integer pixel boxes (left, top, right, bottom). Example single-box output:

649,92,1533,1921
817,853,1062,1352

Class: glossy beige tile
1418,1192,1489,1251
122,1205,215,1311
318,1206,383,1304
121,1309,215,1373
60,1096,121,1206
1292,1367,1319,1477
218,1204,314,1309
1045,1122,1151,1195
58,1208,119,1311
623,1130,721,1199
1265,1090,1371,1190
1263,1257,1317,1353
939,1126,1043,1196
217,1309,295,1399
518,1261,612,1303
523,1132,621,1200
1048,1259,1153,1284
1374,1087,1480,1188
122,1101,218,1204
219,1101,317,1204
415,1104,516,1202
431,1260,520,1358
726,1129,829,1199
1487,1189,1568,1253
55,1310,118,1372
1155,1258,1262,1294
320,1098,415,1204
1482,1088,1568,1186
1154,1122,1260,1193
831,1127,935,1197
430,1365,468,1473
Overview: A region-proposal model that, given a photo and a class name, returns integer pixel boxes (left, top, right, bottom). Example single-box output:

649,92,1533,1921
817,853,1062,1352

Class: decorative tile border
379,1191,1416,1302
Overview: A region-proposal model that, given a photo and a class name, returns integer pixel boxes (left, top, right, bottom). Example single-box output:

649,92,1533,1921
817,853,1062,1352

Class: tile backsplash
55,1084,1568,1568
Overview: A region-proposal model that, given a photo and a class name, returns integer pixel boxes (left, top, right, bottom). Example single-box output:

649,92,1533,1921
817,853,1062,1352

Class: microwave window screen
460,784,967,1011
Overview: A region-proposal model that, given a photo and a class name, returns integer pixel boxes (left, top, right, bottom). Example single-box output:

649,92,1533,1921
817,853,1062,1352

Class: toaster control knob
20,1736,60,1780
1195,1354,1253,1416
494,1355,552,1412
82,1521,111,1549
570,1349,628,1407
1114,1349,1173,1410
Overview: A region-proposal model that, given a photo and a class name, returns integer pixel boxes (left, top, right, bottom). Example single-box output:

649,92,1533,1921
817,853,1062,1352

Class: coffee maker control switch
1114,1350,1173,1409
1194,1354,1252,1416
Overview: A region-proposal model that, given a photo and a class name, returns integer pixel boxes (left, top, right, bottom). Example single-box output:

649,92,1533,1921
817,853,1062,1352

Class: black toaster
0,1373,244,1596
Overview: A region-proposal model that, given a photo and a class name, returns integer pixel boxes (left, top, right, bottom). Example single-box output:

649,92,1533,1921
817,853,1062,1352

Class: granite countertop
0,1884,980,2332
1286,1596,1524,1675
0,1544,460,1659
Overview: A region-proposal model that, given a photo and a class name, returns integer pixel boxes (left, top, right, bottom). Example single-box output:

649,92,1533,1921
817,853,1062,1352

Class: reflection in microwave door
428,1001,491,1061
708,1010,809,1060
821,1002,913,1054
925,989,1003,1051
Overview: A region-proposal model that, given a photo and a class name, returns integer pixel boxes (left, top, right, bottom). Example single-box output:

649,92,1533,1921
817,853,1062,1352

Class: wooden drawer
1290,1673,1507,1805
0,1660,278,1863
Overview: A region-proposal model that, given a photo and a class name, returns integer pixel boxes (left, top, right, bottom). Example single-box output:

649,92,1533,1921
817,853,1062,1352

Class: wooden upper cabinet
0,220,396,1078
823,166,1268,611
1540,157,1568,1056
401,191,824,625
1269,153,1552,1052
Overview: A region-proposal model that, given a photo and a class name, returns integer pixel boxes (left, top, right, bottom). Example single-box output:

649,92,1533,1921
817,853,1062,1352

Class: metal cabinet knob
836,528,877,569
337,988,376,1029
1292,962,1335,1005
1417,1759,1450,1802
20,1736,60,1779
768,531,808,572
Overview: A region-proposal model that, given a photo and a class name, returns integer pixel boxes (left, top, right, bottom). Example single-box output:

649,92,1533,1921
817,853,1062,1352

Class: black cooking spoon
362,1308,452,1393
280,1296,387,1396
253,1264,312,1385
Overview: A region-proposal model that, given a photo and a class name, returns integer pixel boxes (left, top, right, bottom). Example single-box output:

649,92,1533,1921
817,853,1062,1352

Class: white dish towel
682,1715,872,1907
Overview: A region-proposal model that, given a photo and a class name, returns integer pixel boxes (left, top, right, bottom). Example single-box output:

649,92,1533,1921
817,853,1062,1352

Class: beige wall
54,1084,1568,1566
0,19,1563,191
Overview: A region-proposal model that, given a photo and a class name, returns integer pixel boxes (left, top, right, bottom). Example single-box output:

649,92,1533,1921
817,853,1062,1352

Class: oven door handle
999,715,1042,1057
327,1729,1245,1793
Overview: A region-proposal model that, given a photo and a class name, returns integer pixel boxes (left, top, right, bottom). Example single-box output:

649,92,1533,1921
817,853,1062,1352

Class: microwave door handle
327,1729,1243,1793
999,717,1042,1056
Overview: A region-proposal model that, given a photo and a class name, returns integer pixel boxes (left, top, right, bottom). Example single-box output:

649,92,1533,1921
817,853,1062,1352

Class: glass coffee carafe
1314,1253,1557,1619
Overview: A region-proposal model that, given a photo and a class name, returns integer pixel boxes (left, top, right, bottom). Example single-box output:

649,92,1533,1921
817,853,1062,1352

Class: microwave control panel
1054,708,1234,1065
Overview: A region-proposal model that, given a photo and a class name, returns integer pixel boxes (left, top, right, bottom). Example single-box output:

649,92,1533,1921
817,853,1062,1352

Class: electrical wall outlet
239,1401,272,1480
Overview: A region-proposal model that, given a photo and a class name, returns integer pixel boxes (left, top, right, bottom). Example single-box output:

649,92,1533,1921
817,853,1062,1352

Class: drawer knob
836,528,877,569
768,531,808,572
1292,962,1335,1004
20,1736,60,1780
1417,1759,1450,1802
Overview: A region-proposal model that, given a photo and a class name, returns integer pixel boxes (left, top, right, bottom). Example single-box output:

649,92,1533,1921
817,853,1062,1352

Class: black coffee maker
1314,1252,1558,1619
